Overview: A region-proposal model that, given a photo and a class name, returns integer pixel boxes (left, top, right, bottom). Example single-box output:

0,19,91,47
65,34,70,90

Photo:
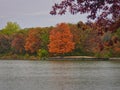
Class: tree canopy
50,0,120,19
0,21,120,58
48,23,75,54
50,0,120,32
1,22,20,35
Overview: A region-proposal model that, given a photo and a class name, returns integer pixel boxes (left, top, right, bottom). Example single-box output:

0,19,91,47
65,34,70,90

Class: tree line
0,21,120,60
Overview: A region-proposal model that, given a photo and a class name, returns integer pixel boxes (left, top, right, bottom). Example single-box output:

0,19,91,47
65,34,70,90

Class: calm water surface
0,60,120,90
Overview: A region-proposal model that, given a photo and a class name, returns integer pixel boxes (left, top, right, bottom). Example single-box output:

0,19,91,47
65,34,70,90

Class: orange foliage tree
25,28,41,53
48,23,75,55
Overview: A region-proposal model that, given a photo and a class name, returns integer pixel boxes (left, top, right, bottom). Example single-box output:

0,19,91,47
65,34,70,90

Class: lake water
0,60,120,90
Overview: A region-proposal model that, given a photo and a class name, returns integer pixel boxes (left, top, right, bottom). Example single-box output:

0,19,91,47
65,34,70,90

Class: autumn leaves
48,23,75,54
20,23,75,55
25,23,75,55
1,21,120,58
25,28,41,53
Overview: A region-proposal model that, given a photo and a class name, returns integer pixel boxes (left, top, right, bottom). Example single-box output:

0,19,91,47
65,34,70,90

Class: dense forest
0,21,120,60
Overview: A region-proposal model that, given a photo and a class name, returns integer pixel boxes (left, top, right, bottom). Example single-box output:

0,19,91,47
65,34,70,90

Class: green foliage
103,52,112,58
95,50,112,58
94,52,101,58
0,35,11,53
1,22,20,35
40,27,51,49
37,49,48,59
114,28,120,38
24,53,30,59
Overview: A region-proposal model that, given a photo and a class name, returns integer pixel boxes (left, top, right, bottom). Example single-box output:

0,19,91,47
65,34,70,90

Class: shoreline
0,56,120,61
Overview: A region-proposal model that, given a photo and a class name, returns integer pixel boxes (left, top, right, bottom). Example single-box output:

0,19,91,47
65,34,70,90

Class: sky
0,0,87,29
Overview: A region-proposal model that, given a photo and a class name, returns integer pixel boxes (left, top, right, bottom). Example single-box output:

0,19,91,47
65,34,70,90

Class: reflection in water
0,60,120,90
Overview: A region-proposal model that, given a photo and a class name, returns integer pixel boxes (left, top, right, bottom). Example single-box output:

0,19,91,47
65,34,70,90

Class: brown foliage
83,30,102,52
11,33,26,54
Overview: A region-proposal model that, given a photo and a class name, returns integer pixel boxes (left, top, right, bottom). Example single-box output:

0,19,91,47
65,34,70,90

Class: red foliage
48,23,75,54
51,0,120,32
51,0,120,19
11,33,26,53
